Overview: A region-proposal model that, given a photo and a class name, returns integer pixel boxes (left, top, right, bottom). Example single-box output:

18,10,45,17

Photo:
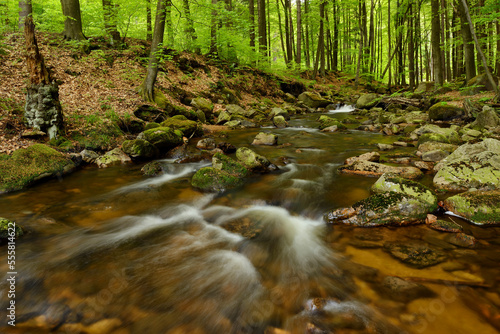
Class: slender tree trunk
296,0,302,68
182,0,200,53
249,0,255,50
258,0,267,56
210,0,218,56
146,0,152,42
354,0,363,89
165,0,173,48
60,0,86,40
277,0,287,62
102,0,121,45
496,18,500,76
431,0,444,85
313,0,325,77
282,0,292,66
408,3,415,89
457,0,476,81
19,0,32,30
138,0,167,103
388,0,391,89
332,2,338,71
305,0,311,68
267,0,271,58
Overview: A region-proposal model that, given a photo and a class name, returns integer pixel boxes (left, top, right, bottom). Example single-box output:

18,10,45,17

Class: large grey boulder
252,132,278,146
355,93,379,109
414,124,461,145
470,105,500,129
443,190,500,225
338,160,423,179
298,92,330,109
428,102,464,121
434,138,500,191
25,83,64,139
96,148,132,168
191,97,214,119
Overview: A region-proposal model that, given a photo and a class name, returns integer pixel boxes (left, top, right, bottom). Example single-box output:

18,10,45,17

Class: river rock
446,233,477,248
428,102,464,121
96,148,132,168
470,105,500,129
191,97,214,119
226,104,257,118
298,91,330,109
196,138,216,150
414,81,435,94
138,127,183,151
338,160,423,179
417,141,458,154
383,242,447,268
325,192,432,227
141,161,164,176
421,149,450,162
134,105,167,122
81,149,99,164
443,190,500,225
371,173,437,209
318,115,347,130
426,217,463,233
461,129,483,142
161,115,203,137
252,132,278,146
270,107,290,120
217,142,237,154
414,124,461,145
344,152,380,165
356,93,379,109
380,276,436,302
212,152,248,177
377,143,394,151
433,138,500,191
273,116,287,128
0,218,24,242
191,167,243,192
122,139,158,159
0,144,75,193
236,147,271,171
413,161,435,171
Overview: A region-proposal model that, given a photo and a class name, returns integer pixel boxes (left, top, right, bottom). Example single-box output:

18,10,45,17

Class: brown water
1,110,500,334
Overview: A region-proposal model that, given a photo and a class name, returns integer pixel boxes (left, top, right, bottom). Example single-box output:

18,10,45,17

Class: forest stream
1,107,500,334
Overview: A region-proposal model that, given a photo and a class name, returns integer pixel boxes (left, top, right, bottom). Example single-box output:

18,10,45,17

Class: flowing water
1,109,500,334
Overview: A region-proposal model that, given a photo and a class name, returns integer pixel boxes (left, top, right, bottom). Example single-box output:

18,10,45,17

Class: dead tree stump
24,17,63,139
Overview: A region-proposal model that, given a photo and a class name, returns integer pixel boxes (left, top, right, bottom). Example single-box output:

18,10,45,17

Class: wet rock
446,233,477,248
433,138,500,191
321,125,340,132
270,107,290,120
212,152,248,177
371,173,437,208
196,138,216,150
236,147,272,171
413,161,435,171
217,142,237,154
190,97,214,119
325,192,432,226
161,115,203,137
338,160,423,179
384,242,447,268
167,143,202,161
426,216,463,233
0,218,24,242
422,149,449,162
298,91,331,109
417,141,458,154
377,143,394,151
414,81,435,94
415,124,461,145
443,190,500,225
252,132,278,146
273,115,287,128
428,102,464,121
379,276,436,302
134,104,167,122
138,127,183,151
356,93,379,109
344,151,380,165
470,105,500,130
463,73,498,95
318,115,347,130
81,149,99,164
191,167,244,192
122,139,158,159
96,148,132,168
226,104,257,118
141,161,164,177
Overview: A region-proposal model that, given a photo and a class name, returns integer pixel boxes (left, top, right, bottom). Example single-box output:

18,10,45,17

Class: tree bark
102,0,121,45
60,0,86,40
258,0,267,56
138,0,167,103
496,18,500,76
19,0,32,30
457,0,476,81
209,0,218,56
408,2,415,89
249,0,255,50
313,0,325,77
24,17,63,139
146,0,152,41
296,0,301,68
431,0,444,85
165,0,173,48
182,0,199,53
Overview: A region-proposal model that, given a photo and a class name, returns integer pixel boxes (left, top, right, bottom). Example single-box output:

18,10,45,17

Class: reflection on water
1,110,499,334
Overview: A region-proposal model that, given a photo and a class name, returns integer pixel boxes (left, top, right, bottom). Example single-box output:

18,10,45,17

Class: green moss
141,127,183,150
144,122,161,130
444,191,500,224
212,152,248,177
318,115,347,130
122,139,158,159
191,167,243,192
160,117,203,137
141,161,164,177
0,218,24,241
353,192,406,212
0,144,74,193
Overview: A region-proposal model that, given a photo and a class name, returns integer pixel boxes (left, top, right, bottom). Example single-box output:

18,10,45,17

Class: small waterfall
328,104,355,113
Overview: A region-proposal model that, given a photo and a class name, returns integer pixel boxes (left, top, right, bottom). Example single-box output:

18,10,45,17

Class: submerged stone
426,219,463,233
379,276,436,302
252,132,278,146
141,161,164,177
191,167,243,192
443,190,500,225
318,115,347,130
384,242,447,268
338,160,423,179
0,218,24,242
236,147,271,171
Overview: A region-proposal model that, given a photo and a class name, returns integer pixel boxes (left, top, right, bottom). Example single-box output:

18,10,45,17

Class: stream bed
1,109,500,333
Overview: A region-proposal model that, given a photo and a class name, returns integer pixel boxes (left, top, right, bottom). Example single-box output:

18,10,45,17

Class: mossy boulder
298,92,331,109
273,115,287,128
433,138,500,191
318,115,347,130
383,242,447,268
252,132,278,146
0,144,75,193
269,107,290,120
325,192,432,227
371,173,437,210
141,161,164,177
138,127,183,151
236,147,271,171
0,218,24,242
212,152,248,177
191,97,214,119
443,190,500,225
338,160,423,179
428,102,464,121
417,141,458,155
122,139,159,159
414,81,435,94
470,105,500,130
96,148,132,168
191,167,243,192
356,93,379,109
133,105,167,122
161,116,203,137
462,73,498,95
144,122,161,130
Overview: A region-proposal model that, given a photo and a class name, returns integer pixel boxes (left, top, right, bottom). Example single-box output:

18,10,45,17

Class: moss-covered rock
433,138,500,191
141,161,164,177
443,190,500,225
161,116,203,137
417,141,458,154
0,144,75,193
426,219,463,233
318,115,347,130
0,218,24,242
338,160,423,179
273,115,287,128
269,107,290,120
428,102,464,121
144,122,161,130
298,92,331,109
212,152,248,177
470,105,500,130
96,148,132,168
133,105,168,122
325,192,432,227
122,139,159,159
191,97,214,119
236,147,271,171
371,173,437,209
138,127,183,151
356,93,379,109
414,81,435,94
252,132,278,146
191,167,243,192
415,124,461,145
383,242,447,268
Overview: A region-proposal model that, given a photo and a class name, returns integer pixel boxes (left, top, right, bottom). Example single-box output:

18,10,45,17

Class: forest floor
0,31,496,155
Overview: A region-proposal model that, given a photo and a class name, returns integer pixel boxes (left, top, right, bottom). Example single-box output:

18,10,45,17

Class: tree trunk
457,0,475,81
19,0,32,30
282,0,292,66
258,0,267,56
313,0,325,77
296,0,301,68
182,0,200,53
249,0,255,50
332,2,338,71
408,2,415,89
102,0,121,45
61,0,86,40
304,0,311,68
24,17,63,139
277,0,287,63
431,0,444,85
387,0,391,89
209,0,218,56
138,0,167,103
496,18,500,76
165,0,173,48
146,0,152,42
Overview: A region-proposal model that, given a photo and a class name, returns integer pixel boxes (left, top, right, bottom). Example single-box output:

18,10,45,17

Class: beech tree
102,0,121,45
19,0,32,30
60,0,85,40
